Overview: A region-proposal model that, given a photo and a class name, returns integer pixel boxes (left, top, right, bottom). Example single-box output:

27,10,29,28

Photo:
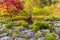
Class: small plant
49,16,55,21
32,25,39,32
6,31,10,36
32,21,53,32
16,21,28,28
5,23,13,29
45,33,55,40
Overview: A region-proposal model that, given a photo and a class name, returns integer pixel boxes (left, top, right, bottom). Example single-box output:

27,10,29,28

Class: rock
0,36,13,40
53,21,60,27
15,38,23,40
23,35,30,39
12,26,24,33
0,24,5,29
35,31,42,39
0,33,7,37
29,38,36,40
29,25,33,29
0,29,3,34
41,29,50,33
38,37,45,40
22,30,34,35
0,23,2,26
55,34,59,40
2,24,6,27
22,30,34,39
23,32,34,39
41,29,50,36
8,29,13,34
53,27,60,34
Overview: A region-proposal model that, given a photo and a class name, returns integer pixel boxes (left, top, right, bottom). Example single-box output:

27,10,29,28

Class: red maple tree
0,0,23,13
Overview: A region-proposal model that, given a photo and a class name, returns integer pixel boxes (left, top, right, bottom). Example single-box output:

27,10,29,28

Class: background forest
0,0,60,24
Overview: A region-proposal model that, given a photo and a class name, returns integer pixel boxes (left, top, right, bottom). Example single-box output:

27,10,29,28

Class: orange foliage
0,0,23,13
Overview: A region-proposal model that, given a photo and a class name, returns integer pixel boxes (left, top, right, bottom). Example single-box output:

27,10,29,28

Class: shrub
16,21,28,28
45,34,55,40
6,31,10,36
32,21,53,32
48,16,55,21
0,20,9,24
5,23,13,29
32,7,43,15
32,25,39,32
32,6,51,16
43,6,52,15
19,9,29,16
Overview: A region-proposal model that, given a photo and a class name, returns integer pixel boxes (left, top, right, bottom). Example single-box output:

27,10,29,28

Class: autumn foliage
0,0,23,13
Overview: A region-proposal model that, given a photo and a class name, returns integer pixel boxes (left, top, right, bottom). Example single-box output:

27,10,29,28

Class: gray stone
22,30,34,35
29,38,36,40
0,24,6,29
15,38,23,40
22,30,34,38
41,29,50,33
0,36,13,40
53,21,60,27
8,29,12,33
0,33,7,37
53,27,60,34
0,29,3,34
2,24,6,27
38,37,45,40
41,29,50,36
35,31,42,38
0,23,2,26
56,34,59,40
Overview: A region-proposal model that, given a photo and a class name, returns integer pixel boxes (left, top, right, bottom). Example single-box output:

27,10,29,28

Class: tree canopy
0,0,23,13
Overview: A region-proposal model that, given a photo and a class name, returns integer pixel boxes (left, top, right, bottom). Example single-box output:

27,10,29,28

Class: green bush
32,7,43,15
0,20,9,24
45,34,55,40
32,21,53,32
48,16,55,21
19,9,29,16
32,6,51,16
16,21,28,28
43,6,52,15
5,23,13,29
32,25,39,32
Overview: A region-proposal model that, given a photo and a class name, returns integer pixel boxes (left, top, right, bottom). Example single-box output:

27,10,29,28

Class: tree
0,0,23,24
3,0,23,13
